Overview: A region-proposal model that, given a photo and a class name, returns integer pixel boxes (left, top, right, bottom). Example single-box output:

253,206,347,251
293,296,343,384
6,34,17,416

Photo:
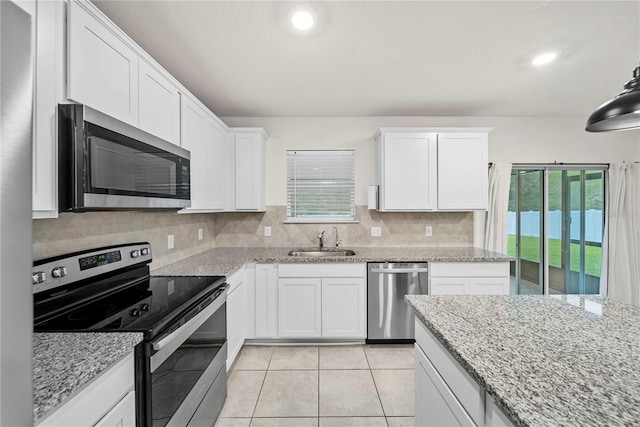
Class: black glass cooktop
34,267,226,339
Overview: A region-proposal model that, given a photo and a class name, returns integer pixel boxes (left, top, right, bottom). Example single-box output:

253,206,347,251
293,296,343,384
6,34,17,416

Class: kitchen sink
288,249,356,257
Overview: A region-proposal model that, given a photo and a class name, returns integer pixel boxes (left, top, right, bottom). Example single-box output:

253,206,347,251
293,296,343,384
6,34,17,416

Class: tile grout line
363,345,389,423
249,346,274,421
319,347,322,415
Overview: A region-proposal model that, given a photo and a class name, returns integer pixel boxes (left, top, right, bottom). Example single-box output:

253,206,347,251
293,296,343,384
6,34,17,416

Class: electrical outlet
371,226,382,237
198,228,203,241
425,226,433,237
168,234,174,249
264,226,272,237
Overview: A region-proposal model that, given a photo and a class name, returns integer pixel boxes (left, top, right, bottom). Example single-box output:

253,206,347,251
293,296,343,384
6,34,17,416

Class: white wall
223,115,640,206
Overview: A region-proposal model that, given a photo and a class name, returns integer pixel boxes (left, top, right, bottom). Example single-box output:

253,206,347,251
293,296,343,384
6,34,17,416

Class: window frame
285,150,357,224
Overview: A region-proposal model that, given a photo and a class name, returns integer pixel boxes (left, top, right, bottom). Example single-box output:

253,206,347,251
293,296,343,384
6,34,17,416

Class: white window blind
287,150,356,222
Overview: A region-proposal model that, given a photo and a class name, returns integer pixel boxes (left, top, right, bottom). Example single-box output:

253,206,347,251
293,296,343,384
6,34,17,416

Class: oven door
147,292,227,427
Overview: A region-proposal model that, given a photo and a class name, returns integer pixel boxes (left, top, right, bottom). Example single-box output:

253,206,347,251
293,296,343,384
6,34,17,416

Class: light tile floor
215,345,415,427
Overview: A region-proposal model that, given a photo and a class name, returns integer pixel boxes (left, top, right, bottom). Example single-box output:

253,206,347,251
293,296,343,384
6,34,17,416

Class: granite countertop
151,246,512,277
33,332,143,423
405,294,640,427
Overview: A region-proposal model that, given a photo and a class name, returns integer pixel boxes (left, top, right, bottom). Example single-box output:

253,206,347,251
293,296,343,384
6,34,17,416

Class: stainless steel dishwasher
367,262,428,343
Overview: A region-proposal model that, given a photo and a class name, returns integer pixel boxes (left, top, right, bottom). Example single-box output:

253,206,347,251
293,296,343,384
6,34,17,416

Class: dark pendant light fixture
585,63,640,132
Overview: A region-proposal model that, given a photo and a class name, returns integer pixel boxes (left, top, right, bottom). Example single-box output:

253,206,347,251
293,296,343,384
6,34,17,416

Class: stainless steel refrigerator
1,1,33,424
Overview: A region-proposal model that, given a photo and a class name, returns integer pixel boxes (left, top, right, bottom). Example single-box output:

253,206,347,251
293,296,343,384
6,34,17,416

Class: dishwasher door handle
370,268,429,274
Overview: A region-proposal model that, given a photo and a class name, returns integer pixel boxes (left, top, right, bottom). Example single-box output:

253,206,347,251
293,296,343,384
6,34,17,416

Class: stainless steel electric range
33,243,228,427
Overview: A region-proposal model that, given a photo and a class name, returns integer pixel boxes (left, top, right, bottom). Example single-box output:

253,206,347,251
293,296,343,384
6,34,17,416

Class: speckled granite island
151,246,512,276
33,332,143,423
405,295,640,427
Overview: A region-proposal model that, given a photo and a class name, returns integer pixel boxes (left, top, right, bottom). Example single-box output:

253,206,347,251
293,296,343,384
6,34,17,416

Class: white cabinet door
430,278,467,295
206,119,227,210
437,133,488,210
468,277,509,295
379,132,437,210
67,1,139,125
33,0,64,219
94,390,135,427
181,96,214,210
321,278,366,338
227,280,246,370
255,264,278,338
278,278,322,338
235,132,266,211
138,60,180,145
430,262,510,296
414,344,474,427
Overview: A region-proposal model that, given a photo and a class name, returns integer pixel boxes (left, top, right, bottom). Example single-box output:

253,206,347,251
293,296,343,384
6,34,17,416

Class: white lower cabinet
429,262,510,296
321,277,366,337
278,264,366,339
226,268,246,370
94,390,135,427
415,344,474,426
37,352,135,427
278,278,322,338
414,319,514,427
255,264,278,338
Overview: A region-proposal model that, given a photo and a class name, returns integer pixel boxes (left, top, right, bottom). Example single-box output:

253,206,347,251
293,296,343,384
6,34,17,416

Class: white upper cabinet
376,131,438,211
437,133,488,210
206,119,228,210
138,60,181,145
67,1,182,146
374,127,491,212
33,0,65,219
181,95,227,211
233,129,268,211
67,1,139,125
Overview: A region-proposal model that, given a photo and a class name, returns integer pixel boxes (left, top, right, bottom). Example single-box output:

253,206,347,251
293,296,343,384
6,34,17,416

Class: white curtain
605,163,640,306
484,163,512,253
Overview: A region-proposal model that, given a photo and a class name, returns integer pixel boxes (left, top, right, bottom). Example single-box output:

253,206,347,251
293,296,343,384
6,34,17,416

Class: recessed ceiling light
532,52,559,66
292,10,314,31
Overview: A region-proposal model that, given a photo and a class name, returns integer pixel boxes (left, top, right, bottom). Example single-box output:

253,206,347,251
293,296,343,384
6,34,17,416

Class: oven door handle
150,291,226,371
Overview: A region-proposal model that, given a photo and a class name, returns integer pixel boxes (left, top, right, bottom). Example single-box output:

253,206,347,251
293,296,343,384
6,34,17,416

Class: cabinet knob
32,271,46,284
52,267,67,278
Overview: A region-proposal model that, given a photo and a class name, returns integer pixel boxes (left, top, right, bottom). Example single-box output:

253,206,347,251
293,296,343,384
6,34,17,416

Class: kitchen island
405,295,640,426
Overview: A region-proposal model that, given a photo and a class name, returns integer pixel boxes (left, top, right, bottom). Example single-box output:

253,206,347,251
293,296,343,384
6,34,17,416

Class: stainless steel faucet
318,230,326,250
332,226,342,248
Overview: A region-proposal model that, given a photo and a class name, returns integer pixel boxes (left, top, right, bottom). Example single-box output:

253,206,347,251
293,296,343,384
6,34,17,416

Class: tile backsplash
32,207,473,269
213,206,473,248
33,211,215,269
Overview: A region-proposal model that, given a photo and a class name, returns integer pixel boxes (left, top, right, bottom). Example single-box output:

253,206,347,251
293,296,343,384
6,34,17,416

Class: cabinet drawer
415,319,483,426
37,352,134,426
430,262,509,278
415,343,475,427
278,263,365,278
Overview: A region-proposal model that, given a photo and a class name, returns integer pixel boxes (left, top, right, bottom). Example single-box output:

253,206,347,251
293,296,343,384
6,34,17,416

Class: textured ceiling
93,1,640,118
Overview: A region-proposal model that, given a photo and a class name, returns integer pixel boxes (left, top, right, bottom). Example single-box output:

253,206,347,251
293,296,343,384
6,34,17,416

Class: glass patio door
507,166,606,295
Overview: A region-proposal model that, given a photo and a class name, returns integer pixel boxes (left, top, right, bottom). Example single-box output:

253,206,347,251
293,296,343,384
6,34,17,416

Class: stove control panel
32,243,153,294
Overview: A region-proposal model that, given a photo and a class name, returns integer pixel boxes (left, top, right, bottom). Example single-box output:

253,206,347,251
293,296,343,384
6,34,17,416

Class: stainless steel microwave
58,104,191,211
